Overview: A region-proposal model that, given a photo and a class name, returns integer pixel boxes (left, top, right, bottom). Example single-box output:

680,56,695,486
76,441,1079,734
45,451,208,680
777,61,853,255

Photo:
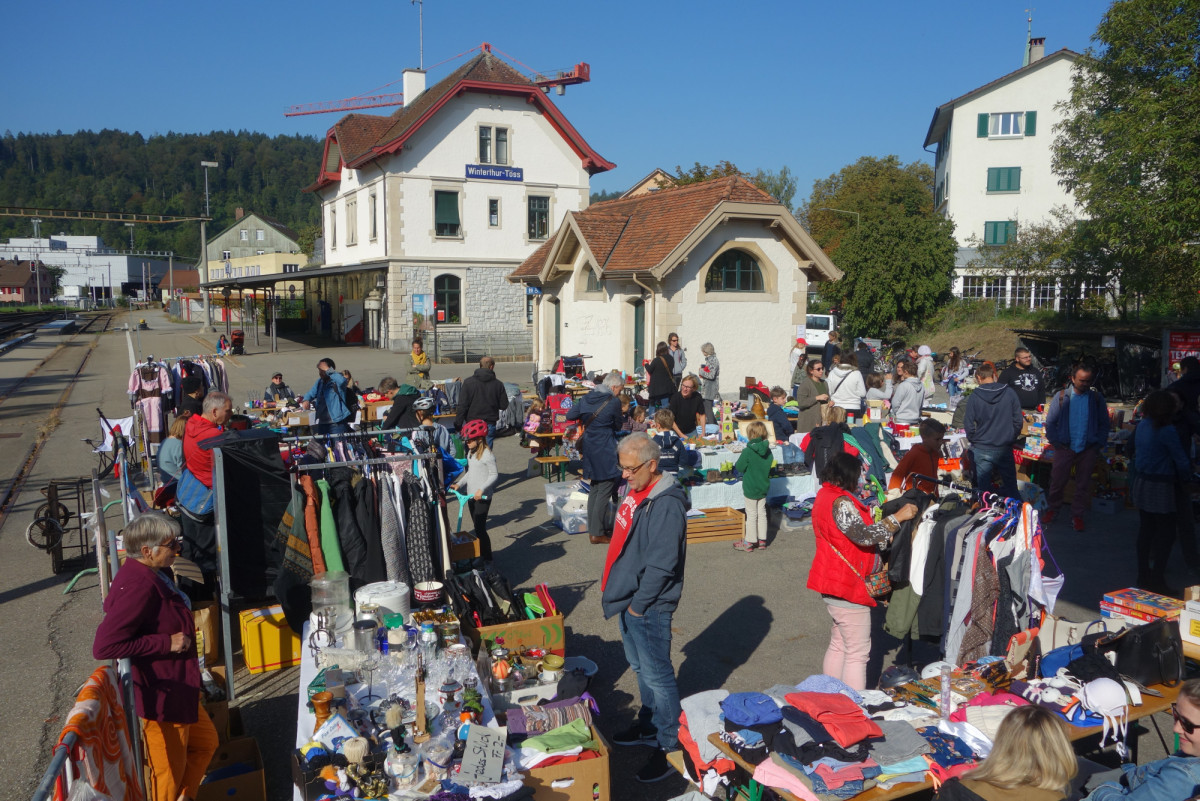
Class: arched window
585,268,601,292
434,274,461,323
704,249,764,292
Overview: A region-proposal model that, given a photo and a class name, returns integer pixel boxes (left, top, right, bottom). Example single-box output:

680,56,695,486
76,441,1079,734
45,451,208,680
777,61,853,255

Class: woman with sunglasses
94,512,217,801
793,359,829,434
1081,677,1200,799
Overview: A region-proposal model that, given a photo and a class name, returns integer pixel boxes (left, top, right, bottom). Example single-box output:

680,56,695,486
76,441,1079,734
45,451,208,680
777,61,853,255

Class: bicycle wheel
26,517,64,550
35,501,71,528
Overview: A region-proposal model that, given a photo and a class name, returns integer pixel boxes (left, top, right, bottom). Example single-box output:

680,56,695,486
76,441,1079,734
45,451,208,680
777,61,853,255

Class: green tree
296,223,322,257
1053,0,1200,313
800,156,957,336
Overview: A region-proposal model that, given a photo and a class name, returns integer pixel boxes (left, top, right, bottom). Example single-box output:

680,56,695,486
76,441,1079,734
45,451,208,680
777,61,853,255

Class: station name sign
466,164,524,182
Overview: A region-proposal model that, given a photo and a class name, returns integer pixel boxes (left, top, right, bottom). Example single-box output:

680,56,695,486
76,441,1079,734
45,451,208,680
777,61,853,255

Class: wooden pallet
686,506,745,544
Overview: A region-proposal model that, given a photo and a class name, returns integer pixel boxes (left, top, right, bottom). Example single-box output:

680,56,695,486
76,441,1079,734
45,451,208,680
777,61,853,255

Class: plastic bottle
419,622,439,665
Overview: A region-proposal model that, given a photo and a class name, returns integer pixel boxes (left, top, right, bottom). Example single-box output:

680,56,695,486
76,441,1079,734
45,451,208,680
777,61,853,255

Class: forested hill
0,130,323,260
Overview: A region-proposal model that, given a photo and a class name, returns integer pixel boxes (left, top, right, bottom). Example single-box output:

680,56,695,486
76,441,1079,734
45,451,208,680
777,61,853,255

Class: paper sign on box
459,724,506,785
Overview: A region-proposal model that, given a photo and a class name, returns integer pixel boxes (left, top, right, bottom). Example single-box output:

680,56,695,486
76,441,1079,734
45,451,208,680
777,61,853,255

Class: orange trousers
141,704,219,801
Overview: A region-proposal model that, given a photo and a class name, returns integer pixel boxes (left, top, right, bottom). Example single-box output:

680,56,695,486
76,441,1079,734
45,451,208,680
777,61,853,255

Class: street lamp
31,218,43,308
125,222,135,249
198,160,218,333
815,207,861,231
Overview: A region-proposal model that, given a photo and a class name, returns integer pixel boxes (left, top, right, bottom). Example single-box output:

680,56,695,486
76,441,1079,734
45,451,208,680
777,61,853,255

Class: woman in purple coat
94,512,217,801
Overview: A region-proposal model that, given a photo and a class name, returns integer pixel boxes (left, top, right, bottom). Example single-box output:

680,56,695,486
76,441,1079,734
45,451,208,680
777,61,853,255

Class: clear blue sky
2,0,1111,202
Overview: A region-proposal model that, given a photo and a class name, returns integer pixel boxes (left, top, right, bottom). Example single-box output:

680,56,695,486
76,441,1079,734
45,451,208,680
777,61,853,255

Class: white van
804,314,837,349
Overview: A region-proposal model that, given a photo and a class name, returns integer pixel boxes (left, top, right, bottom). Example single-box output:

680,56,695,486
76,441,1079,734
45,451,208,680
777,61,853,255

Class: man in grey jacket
602,433,688,783
964,363,1023,499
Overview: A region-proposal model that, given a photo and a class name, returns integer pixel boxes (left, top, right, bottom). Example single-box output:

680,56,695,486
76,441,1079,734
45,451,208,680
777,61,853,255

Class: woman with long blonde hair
937,705,1076,800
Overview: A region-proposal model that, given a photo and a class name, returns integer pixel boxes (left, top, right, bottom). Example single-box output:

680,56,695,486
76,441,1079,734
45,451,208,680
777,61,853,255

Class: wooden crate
686,507,745,544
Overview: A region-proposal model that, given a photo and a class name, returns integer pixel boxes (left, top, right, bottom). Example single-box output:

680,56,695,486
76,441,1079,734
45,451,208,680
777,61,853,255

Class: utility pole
412,0,424,69
198,160,218,333
31,218,42,308
168,252,174,308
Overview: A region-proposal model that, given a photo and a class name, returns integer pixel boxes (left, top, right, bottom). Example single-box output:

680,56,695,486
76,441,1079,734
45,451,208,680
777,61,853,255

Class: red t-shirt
601,479,659,590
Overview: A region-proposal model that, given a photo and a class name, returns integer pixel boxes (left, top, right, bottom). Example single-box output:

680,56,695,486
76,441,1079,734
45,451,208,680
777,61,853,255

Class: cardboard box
198,737,265,801
364,400,392,423
239,605,303,673
204,700,230,743
463,613,565,657
526,726,610,801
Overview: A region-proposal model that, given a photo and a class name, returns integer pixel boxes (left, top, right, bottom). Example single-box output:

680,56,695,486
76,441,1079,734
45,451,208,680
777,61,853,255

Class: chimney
235,207,244,220
403,69,426,107
1029,37,1045,62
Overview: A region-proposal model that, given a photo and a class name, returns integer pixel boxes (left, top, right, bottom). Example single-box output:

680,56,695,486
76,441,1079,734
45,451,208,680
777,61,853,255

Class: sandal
733,541,757,552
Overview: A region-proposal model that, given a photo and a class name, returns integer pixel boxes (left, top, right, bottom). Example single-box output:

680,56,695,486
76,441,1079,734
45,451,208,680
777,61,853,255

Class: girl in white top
827,355,867,414
449,421,498,562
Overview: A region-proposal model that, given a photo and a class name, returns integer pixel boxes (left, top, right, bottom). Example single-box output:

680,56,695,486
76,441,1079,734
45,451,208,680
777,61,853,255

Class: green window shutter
977,113,990,137
1004,221,1017,244
984,221,997,244
987,168,999,192
435,191,459,225
1009,167,1021,191
1024,111,1037,136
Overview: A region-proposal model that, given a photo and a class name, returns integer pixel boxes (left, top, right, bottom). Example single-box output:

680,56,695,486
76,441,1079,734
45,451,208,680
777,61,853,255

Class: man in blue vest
1045,364,1110,530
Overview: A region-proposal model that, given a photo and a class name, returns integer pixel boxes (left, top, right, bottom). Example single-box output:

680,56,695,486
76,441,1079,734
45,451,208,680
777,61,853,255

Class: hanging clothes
316,478,345,573
379,474,411,586
299,474,328,576
354,475,386,584
327,468,369,585
128,362,172,451
403,473,437,585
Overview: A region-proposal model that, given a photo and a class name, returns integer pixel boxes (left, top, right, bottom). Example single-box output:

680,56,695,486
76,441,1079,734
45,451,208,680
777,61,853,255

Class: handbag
565,395,617,445
1036,613,1110,653
1106,617,1184,687
175,467,214,518
828,542,891,599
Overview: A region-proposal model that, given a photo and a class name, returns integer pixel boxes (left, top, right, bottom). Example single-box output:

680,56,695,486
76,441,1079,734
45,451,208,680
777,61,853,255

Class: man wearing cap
263,373,293,403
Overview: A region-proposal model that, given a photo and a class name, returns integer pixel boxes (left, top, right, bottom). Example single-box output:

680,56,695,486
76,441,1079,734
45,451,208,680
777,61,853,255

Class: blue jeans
314,421,350,437
618,607,681,750
973,444,1019,499
485,422,496,450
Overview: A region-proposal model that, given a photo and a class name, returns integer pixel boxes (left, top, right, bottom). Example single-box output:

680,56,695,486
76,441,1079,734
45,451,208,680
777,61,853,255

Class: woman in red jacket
94,512,217,801
807,453,916,690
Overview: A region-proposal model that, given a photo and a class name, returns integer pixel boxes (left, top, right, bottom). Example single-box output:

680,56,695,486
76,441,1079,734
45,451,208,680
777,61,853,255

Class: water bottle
420,622,439,665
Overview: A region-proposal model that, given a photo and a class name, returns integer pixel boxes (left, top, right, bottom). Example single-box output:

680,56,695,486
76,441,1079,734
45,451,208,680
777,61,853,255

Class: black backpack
804,424,844,476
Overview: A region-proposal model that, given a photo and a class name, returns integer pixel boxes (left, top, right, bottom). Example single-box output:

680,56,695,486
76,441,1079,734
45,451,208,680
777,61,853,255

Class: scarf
411,350,429,367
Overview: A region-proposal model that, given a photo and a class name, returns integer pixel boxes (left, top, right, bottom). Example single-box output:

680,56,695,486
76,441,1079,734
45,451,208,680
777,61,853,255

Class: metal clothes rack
279,426,421,443
210,432,445,700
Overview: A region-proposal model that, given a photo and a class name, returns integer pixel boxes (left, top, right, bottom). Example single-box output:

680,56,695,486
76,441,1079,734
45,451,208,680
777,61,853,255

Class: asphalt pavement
3,310,1186,801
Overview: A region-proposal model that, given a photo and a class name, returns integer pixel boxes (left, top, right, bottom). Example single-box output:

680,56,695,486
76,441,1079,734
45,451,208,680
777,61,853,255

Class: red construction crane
283,43,590,117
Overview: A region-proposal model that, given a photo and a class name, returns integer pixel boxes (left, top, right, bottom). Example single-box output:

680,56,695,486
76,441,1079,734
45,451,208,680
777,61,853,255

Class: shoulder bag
1105,617,1184,688
828,540,891,600
565,395,617,446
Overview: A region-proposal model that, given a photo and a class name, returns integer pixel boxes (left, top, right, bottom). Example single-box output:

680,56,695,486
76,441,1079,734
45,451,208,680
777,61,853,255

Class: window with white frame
346,199,358,246
434,191,461,237
990,112,1023,137
256,229,264,241
221,250,231,260
525,294,534,325
962,275,1004,299
488,198,500,227
1033,281,1056,308
239,230,248,241
496,128,508,165
369,192,377,240
329,208,337,248
479,127,492,163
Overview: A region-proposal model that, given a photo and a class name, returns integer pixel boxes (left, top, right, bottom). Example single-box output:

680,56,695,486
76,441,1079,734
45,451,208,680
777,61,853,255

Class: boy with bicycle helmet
450,420,497,561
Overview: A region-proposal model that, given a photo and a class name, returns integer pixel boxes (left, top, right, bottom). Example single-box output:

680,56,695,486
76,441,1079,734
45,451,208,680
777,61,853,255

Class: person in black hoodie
964,363,1023,499
455,355,509,448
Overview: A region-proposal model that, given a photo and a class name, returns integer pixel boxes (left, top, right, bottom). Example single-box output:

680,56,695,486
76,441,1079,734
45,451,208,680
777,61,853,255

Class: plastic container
544,481,577,517
557,508,588,534
311,571,352,616
355,580,411,621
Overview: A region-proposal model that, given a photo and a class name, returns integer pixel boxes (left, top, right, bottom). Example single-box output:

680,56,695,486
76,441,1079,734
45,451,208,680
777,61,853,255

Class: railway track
0,312,114,530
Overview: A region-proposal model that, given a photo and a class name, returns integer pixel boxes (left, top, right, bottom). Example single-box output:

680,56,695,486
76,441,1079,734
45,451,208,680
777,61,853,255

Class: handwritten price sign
459,724,506,784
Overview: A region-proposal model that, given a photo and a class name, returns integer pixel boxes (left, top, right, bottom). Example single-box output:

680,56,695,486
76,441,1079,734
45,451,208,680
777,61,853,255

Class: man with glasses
668,374,707,438
999,347,1045,410
602,434,688,783
1045,365,1110,531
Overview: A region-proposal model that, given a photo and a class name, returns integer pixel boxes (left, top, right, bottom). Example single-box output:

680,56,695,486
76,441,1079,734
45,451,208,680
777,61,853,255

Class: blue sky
3,0,1111,201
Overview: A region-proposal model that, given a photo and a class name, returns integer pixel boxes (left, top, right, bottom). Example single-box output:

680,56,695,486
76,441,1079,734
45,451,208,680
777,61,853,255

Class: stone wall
385,263,531,352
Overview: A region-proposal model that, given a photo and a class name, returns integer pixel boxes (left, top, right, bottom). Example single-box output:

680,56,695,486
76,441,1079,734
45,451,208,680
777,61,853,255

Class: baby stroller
230,329,245,355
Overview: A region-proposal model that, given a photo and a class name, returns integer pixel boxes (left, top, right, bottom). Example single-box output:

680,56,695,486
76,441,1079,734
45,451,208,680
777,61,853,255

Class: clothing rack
293,452,436,471
279,426,420,443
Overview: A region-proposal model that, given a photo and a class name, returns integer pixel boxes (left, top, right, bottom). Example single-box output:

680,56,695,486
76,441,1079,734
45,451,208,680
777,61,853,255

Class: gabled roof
923,48,1080,147
307,51,614,192
0,260,41,286
509,176,841,283
621,168,676,198
206,211,300,247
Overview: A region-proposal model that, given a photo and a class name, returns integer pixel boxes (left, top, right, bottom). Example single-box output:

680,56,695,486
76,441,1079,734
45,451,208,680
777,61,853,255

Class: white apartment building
4,234,171,302
924,39,1086,309
305,48,614,350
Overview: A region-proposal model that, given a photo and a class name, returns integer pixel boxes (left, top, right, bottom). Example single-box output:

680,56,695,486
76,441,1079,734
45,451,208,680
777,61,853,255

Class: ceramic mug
538,668,562,683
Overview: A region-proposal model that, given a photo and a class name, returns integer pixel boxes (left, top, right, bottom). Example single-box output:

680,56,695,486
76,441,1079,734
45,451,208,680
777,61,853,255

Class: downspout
372,163,390,350
631,272,656,370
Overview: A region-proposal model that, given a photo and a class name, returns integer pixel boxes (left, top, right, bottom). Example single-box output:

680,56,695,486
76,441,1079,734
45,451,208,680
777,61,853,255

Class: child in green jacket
734,420,773,551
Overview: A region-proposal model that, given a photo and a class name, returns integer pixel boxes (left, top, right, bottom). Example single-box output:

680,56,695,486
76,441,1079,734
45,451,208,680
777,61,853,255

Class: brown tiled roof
163,269,201,288
334,114,395,164
510,176,795,280
510,236,557,279
0,260,39,286
375,53,534,149
254,212,300,244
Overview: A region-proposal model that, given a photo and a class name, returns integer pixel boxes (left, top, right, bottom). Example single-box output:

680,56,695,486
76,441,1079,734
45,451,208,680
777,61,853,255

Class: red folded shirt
531,749,601,768
784,691,882,748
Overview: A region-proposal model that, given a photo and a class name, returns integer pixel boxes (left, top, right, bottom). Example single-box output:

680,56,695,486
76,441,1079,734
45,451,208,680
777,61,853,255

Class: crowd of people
115,328,1200,796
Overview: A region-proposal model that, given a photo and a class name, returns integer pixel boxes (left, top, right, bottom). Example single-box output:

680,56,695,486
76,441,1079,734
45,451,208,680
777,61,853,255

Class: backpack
342,384,360,416
804,424,844,476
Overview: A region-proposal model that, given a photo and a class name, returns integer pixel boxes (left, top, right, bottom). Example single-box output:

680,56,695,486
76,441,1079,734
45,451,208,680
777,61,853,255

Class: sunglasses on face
1174,704,1199,734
